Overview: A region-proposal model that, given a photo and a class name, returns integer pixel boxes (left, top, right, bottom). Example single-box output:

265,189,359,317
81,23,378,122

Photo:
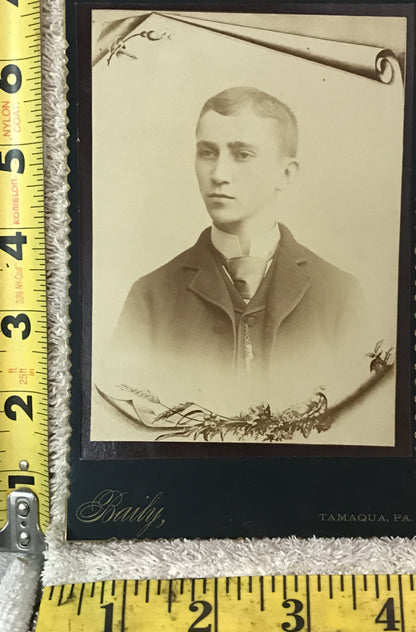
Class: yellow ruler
35,575,415,631
0,0,48,552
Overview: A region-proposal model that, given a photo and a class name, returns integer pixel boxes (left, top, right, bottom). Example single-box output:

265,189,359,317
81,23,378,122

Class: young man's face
195,107,294,230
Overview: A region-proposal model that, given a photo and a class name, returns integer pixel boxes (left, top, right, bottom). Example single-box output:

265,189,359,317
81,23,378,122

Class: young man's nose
211,157,232,184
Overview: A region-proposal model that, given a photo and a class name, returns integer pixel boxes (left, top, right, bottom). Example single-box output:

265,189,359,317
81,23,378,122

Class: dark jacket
115,224,364,392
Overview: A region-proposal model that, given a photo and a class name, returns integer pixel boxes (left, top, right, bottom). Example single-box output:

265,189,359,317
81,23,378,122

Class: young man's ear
275,159,299,191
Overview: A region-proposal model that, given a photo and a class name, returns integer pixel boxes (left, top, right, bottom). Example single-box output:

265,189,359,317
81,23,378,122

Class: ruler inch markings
0,141,40,147
145,579,150,603
214,577,218,632
57,585,65,607
34,574,416,631
352,574,357,610
120,580,127,632
167,579,173,613
398,574,405,632
306,575,311,632
0,55,38,62
77,583,85,616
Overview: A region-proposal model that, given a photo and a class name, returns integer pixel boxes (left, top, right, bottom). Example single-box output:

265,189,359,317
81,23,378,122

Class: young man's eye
235,151,254,161
197,148,216,159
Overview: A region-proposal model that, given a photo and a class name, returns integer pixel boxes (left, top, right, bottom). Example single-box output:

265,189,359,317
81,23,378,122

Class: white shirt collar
210,223,280,260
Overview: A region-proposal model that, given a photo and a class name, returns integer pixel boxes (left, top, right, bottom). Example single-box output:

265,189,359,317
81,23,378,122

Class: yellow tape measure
0,0,48,552
35,575,416,631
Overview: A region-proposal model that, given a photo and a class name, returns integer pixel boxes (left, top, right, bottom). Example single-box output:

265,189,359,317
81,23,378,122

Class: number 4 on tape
0,231,26,260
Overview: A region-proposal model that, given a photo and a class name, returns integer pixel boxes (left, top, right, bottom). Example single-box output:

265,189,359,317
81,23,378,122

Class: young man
115,87,364,396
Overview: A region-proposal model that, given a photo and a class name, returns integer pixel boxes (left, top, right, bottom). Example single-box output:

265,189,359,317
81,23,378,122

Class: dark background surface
66,0,416,540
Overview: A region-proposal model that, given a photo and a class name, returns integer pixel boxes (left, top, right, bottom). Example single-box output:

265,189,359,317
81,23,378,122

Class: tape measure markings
35,575,416,631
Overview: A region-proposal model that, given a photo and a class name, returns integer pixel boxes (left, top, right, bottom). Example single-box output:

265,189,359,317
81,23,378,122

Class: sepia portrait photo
88,10,406,448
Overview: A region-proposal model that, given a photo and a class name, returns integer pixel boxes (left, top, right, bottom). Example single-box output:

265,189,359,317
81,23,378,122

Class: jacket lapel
264,224,311,353
183,228,235,324
182,225,311,346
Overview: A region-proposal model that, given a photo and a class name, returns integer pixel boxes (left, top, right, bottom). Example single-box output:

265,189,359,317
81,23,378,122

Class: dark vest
211,245,277,378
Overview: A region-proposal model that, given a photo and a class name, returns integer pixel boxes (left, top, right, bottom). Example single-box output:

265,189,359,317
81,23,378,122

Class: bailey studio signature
319,513,412,523
76,490,165,536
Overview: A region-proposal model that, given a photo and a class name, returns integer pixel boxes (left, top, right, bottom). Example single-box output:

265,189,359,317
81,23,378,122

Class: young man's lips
208,193,235,199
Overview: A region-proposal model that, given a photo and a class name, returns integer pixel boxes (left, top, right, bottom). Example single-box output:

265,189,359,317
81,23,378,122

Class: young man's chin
206,200,244,224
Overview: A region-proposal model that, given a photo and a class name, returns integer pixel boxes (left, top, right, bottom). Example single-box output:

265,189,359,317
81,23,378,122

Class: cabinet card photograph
85,10,408,450
66,1,416,542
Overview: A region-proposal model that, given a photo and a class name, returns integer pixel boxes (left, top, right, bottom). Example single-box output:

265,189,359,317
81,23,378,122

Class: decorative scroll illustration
96,341,395,443
92,12,401,84
163,13,401,84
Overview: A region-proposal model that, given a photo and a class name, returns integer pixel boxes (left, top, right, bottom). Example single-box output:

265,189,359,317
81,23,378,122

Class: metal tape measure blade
0,0,48,551
35,575,416,631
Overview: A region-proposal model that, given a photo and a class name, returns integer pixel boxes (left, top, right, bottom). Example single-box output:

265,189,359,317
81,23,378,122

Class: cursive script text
76,489,166,536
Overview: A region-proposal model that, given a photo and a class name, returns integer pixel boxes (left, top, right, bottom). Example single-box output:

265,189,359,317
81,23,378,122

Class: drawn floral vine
97,341,395,443
106,30,172,65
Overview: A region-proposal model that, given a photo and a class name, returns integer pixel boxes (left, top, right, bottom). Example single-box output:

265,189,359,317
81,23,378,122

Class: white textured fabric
0,554,42,632
0,3,416,631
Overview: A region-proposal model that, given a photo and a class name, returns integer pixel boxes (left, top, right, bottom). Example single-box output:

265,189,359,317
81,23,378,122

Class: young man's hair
198,86,298,158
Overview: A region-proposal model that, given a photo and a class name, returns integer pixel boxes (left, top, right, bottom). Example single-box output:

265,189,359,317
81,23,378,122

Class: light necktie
227,256,268,301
